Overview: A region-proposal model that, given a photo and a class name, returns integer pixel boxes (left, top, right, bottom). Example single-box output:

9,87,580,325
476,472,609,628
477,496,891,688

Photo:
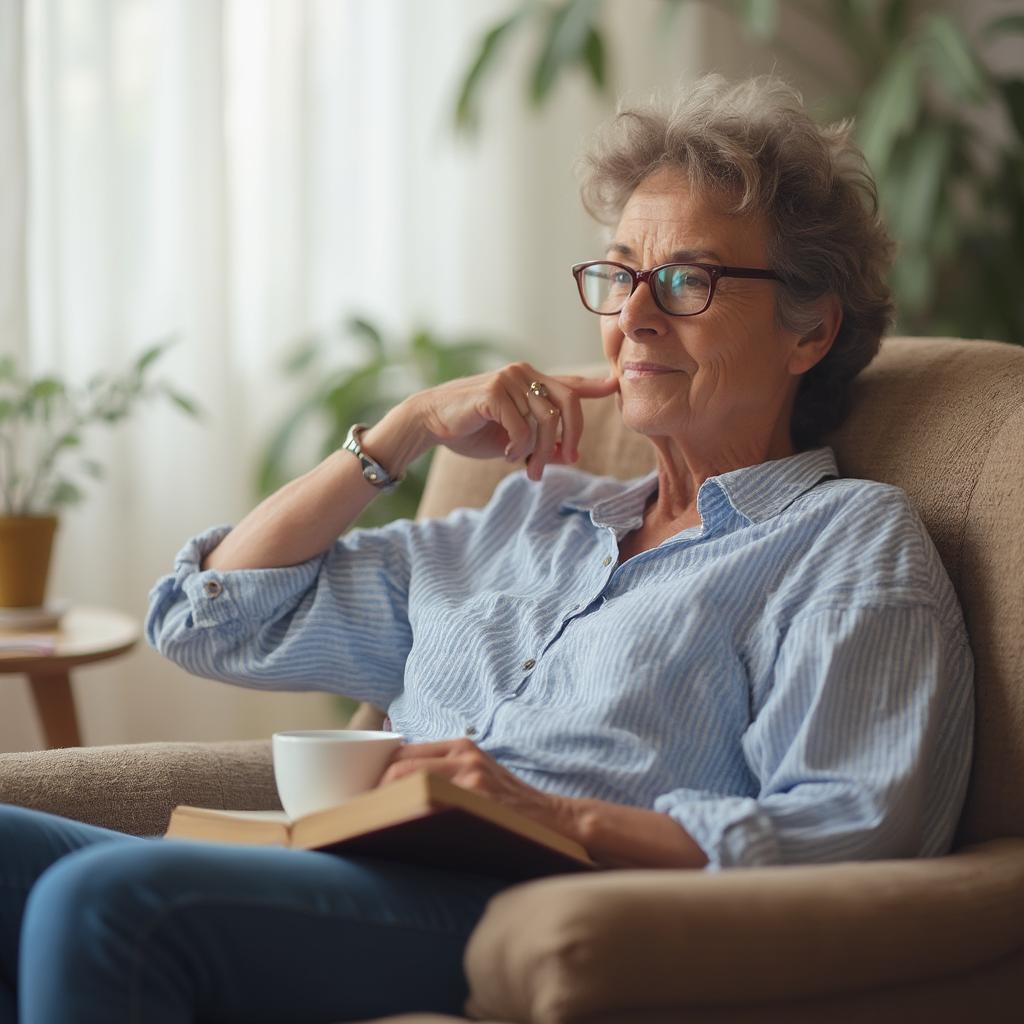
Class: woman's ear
788,294,842,376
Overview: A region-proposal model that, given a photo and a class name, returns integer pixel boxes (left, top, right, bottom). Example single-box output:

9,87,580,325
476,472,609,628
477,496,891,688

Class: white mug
272,729,404,819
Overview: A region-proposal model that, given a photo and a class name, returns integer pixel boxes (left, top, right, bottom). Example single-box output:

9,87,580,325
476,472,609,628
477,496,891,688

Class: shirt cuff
653,790,782,871
154,524,325,632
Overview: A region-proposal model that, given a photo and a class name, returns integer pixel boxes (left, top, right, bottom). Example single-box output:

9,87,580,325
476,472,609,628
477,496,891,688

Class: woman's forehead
612,178,769,264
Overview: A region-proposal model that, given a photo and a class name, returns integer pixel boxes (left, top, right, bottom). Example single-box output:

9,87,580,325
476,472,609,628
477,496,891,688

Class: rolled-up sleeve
653,603,974,870
145,519,416,709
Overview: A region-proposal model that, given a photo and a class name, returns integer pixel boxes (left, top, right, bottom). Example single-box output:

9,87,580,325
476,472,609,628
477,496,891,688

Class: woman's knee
19,843,200,1021
24,841,171,935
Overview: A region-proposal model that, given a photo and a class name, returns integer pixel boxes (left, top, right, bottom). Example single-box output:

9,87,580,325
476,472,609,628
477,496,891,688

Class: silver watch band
342,424,402,492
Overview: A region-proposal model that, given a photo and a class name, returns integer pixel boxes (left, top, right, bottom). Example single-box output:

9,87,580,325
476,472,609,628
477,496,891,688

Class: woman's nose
617,278,665,339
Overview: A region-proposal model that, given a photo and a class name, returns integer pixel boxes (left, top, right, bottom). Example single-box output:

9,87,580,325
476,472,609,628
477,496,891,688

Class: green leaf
0,356,15,380
883,0,909,41
857,43,920,175
982,13,1024,40
999,79,1024,142
833,0,883,69
0,398,13,422
163,388,202,417
890,252,932,319
657,0,688,34
79,458,105,480
256,396,324,496
917,12,988,104
894,124,953,248
323,361,385,425
282,335,321,375
454,10,526,134
28,377,64,400
929,194,958,261
435,340,503,382
55,432,81,450
134,337,174,375
530,0,603,107
581,25,606,90
45,479,86,509
346,316,387,356
735,0,778,39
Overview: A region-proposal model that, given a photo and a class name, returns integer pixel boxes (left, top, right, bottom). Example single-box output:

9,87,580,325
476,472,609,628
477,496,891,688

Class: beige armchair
2,336,1022,1023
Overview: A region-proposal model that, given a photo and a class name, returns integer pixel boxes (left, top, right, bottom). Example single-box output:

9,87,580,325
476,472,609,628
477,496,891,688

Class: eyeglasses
571,260,782,317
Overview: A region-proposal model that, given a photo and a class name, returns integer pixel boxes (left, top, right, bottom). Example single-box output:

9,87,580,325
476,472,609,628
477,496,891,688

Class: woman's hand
397,363,618,481
378,737,586,843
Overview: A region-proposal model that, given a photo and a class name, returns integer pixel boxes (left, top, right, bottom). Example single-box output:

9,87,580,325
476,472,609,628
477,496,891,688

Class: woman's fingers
493,385,535,460
420,364,617,470
524,384,561,480
550,373,620,398
499,370,619,478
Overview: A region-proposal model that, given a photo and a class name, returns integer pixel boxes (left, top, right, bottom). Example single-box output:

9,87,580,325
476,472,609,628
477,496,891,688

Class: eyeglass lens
579,263,713,315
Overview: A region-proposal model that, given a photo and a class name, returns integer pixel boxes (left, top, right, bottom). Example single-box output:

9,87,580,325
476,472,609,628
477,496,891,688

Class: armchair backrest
415,336,1024,847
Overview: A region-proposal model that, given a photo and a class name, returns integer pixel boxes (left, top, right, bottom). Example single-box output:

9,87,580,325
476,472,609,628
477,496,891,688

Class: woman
0,76,972,1023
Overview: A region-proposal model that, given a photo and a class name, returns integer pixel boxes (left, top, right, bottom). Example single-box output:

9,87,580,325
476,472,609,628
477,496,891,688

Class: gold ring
528,381,549,400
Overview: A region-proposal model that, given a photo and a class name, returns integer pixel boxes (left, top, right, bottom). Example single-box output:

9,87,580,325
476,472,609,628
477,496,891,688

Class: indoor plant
0,339,202,608
454,0,1024,346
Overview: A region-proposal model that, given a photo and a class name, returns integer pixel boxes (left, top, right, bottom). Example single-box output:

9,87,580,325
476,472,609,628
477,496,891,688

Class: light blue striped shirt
146,446,974,870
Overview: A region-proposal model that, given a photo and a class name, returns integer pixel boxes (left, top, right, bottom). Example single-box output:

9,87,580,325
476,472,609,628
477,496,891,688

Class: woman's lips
621,361,680,378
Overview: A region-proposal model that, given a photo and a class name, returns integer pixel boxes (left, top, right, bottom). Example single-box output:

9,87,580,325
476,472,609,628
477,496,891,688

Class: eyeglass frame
571,259,782,317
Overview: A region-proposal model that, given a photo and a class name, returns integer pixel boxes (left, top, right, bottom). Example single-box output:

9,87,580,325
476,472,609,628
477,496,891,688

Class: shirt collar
560,446,839,533
715,446,839,524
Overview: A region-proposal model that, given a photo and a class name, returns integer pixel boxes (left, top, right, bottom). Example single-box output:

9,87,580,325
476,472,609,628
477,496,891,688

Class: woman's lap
0,803,511,1024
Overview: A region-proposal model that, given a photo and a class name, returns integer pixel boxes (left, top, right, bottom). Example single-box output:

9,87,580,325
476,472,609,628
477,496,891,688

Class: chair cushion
0,739,277,835
462,839,1024,1021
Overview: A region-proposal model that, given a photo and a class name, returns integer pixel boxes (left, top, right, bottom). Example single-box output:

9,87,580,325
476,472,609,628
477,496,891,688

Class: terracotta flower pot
0,516,59,608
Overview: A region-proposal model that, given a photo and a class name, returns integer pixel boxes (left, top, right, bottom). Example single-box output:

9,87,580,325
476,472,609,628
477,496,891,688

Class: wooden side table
0,606,139,749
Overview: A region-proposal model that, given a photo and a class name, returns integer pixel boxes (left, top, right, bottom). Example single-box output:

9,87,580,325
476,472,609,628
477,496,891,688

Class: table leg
26,669,82,748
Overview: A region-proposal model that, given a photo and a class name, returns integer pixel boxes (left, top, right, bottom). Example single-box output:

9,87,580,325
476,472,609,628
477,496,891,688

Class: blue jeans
0,804,511,1023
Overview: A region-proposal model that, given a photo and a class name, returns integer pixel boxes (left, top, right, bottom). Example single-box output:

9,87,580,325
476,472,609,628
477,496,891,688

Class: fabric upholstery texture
1,336,1022,1022
462,838,1024,1020
0,740,278,835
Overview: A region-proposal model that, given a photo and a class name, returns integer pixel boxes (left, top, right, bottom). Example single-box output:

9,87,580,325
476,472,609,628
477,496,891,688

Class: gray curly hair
577,74,895,450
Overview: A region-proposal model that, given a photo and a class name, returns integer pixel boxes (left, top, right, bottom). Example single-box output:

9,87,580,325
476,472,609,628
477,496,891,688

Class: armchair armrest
464,839,1024,1022
0,739,278,836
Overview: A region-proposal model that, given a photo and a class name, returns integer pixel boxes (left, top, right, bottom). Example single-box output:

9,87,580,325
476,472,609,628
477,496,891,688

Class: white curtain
0,0,706,752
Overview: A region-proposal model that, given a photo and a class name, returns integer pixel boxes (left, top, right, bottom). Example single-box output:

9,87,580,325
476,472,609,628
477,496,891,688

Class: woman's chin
617,397,683,438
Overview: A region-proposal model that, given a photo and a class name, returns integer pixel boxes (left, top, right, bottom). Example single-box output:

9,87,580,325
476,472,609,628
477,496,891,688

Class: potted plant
455,1,1024,346
0,339,202,608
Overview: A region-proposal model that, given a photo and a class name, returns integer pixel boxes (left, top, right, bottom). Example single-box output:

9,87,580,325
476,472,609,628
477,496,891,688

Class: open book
165,769,599,881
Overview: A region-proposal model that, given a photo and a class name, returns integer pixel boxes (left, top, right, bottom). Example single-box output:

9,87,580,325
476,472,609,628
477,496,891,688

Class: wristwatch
342,424,403,493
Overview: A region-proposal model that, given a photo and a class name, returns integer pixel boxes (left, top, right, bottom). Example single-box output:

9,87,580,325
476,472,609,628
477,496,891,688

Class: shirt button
465,725,477,736
203,579,223,598
522,658,536,671
602,555,613,567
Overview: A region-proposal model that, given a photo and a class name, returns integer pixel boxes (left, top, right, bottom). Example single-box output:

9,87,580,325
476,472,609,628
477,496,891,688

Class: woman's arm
653,603,975,870
200,404,430,572
201,366,617,572
380,738,709,870
566,797,709,869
